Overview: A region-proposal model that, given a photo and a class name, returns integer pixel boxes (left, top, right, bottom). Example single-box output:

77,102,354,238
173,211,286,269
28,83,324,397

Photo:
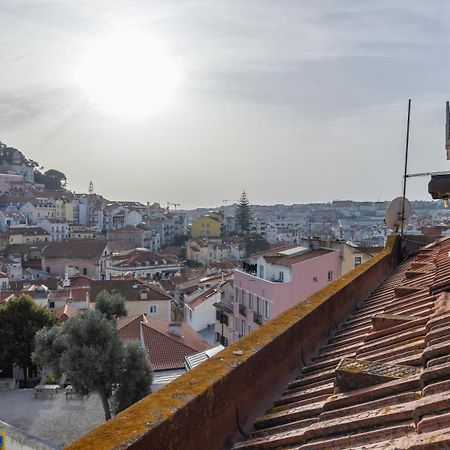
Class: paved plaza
0,388,105,448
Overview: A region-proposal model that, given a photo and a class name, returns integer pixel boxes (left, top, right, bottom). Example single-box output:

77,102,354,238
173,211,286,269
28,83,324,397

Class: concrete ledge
65,236,400,450
0,420,58,450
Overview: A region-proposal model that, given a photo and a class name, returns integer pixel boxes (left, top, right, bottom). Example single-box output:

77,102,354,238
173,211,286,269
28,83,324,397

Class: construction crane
166,202,181,210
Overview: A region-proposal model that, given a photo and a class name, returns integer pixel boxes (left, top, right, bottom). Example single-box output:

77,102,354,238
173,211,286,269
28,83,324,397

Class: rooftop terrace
66,234,450,449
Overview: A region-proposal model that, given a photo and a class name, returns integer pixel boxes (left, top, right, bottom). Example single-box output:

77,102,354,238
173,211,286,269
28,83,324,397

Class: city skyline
1,1,450,208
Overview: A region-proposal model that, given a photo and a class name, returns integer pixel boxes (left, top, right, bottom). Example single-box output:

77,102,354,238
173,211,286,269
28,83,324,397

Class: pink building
233,244,340,339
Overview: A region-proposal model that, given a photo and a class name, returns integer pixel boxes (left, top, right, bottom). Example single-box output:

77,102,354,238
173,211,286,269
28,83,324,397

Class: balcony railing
239,304,247,317
254,312,263,325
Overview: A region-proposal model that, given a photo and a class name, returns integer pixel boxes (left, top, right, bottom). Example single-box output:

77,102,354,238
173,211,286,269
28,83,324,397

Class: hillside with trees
0,140,67,190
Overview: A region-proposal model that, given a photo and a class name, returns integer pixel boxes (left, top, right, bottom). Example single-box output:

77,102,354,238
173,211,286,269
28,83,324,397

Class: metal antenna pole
400,99,411,237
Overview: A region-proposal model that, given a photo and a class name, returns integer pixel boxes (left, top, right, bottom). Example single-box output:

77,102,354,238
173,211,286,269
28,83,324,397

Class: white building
20,199,57,224
0,209,27,231
184,285,221,332
39,219,69,241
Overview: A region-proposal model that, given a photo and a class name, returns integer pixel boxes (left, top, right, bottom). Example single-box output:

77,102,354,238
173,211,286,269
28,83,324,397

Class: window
256,297,261,314
355,256,362,267
248,294,253,311
313,276,318,282
264,301,271,320
149,305,158,315
328,271,333,281
240,320,245,337
189,309,192,319
223,336,229,347
242,291,246,305
49,302,55,309
259,265,265,278
279,271,284,281
82,268,88,276
215,332,220,342
46,266,50,274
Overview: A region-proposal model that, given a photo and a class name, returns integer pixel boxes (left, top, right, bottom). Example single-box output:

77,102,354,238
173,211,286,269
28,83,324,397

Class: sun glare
75,31,181,118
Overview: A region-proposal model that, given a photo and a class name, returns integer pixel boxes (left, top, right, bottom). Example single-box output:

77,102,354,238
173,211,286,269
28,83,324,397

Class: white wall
185,291,220,331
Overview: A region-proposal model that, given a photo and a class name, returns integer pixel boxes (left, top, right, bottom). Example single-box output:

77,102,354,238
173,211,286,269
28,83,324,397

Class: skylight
279,246,308,256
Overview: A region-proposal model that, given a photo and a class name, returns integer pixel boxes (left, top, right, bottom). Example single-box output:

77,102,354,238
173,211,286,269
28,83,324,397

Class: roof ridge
141,321,207,353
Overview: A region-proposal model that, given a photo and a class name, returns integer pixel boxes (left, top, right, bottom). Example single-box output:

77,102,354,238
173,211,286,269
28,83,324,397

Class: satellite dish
385,197,411,232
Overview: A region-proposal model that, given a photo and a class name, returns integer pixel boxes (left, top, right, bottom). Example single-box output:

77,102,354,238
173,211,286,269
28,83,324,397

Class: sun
75,31,181,118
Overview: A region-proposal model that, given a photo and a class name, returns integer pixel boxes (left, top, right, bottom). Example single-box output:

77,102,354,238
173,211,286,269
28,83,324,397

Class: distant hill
0,140,67,190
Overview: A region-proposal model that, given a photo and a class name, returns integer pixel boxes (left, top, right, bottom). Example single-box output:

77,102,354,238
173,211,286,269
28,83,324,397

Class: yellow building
191,214,222,238
55,199,74,222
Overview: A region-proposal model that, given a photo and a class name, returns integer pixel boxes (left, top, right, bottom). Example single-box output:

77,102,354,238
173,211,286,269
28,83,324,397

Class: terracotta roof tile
43,240,108,259
117,314,147,341
232,237,450,449
140,319,210,370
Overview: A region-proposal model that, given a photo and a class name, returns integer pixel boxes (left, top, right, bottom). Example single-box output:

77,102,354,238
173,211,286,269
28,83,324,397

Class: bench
34,384,60,399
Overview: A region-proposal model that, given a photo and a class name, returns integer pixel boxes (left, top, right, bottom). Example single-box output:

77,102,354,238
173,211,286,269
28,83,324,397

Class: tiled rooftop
232,236,450,449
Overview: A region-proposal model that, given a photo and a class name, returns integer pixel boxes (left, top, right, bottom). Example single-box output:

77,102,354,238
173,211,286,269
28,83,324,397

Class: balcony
253,312,263,325
239,304,247,317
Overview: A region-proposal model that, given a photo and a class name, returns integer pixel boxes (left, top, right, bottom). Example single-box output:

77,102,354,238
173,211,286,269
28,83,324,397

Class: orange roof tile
140,319,210,370
232,236,450,449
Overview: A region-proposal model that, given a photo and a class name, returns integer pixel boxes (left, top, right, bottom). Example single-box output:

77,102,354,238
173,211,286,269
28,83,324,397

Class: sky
1,1,450,209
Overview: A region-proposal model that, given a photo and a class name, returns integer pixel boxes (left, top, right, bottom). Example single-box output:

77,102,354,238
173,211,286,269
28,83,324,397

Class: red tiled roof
9,226,49,236
117,314,147,341
140,319,210,371
67,275,93,288
232,236,450,449
43,240,108,259
56,303,78,322
48,288,89,302
90,280,171,302
186,286,219,310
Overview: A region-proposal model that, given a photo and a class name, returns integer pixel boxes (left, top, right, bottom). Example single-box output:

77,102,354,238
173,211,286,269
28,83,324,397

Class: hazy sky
1,1,450,208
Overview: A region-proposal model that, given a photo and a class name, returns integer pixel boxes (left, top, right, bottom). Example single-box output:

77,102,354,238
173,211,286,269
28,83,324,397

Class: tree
95,291,127,320
34,310,124,420
111,341,153,414
43,169,67,189
34,296,152,421
236,191,252,235
244,233,270,257
0,295,57,381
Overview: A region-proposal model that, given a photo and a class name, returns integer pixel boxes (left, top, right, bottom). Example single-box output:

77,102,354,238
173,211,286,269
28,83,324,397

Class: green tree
43,169,67,189
244,233,270,257
111,341,153,415
34,310,123,420
236,191,252,235
0,295,57,381
95,291,127,320
34,298,152,420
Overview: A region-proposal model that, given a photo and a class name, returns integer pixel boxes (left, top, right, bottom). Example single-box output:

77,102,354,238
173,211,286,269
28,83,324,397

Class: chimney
168,322,183,337
62,273,70,288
